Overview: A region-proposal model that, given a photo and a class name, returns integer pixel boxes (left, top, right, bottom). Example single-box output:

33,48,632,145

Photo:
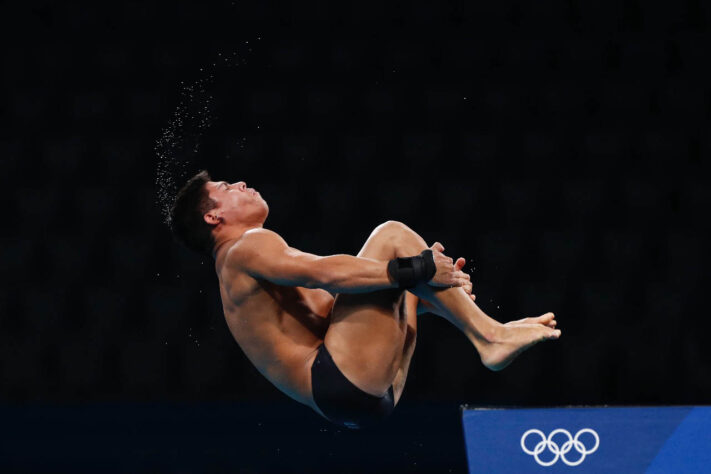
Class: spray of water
154,42,256,226
154,74,215,225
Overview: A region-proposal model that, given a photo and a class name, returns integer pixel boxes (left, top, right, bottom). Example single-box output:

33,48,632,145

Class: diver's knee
374,220,409,236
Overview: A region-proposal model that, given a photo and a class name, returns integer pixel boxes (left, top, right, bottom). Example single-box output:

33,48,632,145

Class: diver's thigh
323,289,407,397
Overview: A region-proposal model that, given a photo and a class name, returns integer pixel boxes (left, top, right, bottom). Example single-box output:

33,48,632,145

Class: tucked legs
323,220,560,403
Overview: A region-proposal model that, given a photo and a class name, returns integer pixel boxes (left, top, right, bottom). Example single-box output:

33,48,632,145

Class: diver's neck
212,223,264,259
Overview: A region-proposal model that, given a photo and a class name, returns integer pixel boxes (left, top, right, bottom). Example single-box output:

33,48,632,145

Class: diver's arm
227,228,395,294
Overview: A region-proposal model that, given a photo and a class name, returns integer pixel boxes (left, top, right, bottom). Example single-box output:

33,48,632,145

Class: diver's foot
480,313,561,371
505,312,558,329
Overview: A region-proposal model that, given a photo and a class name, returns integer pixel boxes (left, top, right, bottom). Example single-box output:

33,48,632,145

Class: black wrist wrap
387,249,437,289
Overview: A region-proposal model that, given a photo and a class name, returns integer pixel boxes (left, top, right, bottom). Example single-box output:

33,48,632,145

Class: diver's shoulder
224,228,284,264
234,228,286,250
241,227,280,241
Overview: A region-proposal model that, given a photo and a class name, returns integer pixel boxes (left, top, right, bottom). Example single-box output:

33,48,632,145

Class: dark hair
169,170,218,256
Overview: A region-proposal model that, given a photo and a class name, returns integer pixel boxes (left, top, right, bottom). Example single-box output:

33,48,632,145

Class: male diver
170,171,560,429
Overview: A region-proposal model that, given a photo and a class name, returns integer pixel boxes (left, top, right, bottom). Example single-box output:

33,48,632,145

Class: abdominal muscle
219,279,333,409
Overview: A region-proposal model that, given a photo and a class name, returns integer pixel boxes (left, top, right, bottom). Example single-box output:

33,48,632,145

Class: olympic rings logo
520,428,600,466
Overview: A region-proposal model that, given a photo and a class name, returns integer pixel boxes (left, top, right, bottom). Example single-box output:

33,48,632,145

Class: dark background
2,0,709,472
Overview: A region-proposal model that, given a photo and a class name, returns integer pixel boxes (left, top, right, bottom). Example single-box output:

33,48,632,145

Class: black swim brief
311,343,395,430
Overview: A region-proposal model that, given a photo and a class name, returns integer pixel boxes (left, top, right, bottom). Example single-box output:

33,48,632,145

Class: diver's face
205,180,268,225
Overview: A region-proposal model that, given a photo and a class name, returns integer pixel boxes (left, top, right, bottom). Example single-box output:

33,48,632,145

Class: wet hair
169,170,218,256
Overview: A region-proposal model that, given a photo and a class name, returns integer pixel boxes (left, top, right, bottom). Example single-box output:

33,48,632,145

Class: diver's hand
428,242,471,288
454,256,476,301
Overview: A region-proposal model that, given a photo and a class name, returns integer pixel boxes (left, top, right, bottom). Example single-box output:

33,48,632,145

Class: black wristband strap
387,249,437,289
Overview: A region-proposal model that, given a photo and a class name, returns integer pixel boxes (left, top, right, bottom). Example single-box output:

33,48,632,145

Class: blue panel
461,406,709,473
646,406,711,473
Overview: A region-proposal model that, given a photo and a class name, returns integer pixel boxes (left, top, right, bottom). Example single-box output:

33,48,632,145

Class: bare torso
215,241,334,409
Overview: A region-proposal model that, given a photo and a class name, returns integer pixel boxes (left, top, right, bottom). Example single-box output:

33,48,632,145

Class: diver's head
170,170,268,256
